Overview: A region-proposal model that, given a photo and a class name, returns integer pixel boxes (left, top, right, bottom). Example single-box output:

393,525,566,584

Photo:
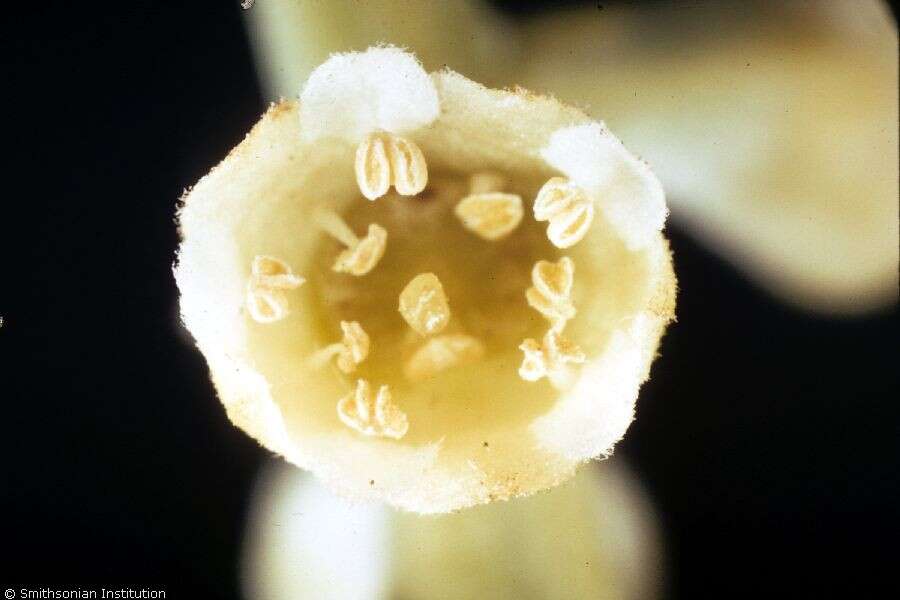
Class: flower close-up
9,2,896,598
175,46,675,513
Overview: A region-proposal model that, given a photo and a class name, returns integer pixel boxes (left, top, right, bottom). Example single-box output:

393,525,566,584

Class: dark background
2,2,897,598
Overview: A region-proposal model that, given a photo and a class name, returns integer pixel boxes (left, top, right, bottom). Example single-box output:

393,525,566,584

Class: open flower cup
175,47,675,513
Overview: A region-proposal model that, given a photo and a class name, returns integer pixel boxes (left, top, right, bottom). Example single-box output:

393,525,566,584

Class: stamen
404,334,485,381
454,192,524,241
398,273,451,336
388,134,428,196
355,133,391,201
315,209,387,276
337,379,409,439
245,255,305,323
525,256,576,329
533,177,594,248
309,320,370,373
518,329,585,383
355,131,428,200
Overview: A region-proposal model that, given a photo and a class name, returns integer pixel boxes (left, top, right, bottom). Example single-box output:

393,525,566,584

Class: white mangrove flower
243,459,663,600
175,47,675,513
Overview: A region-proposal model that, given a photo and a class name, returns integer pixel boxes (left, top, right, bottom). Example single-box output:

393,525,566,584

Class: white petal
299,46,439,143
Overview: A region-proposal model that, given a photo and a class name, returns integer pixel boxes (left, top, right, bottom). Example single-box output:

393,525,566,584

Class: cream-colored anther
245,255,305,324
525,256,576,330
468,171,507,195
337,379,408,440
455,192,524,241
387,134,428,196
355,131,428,200
533,177,595,249
355,133,391,200
399,273,451,336
315,209,387,276
518,329,586,383
403,334,485,381
309,321,370,373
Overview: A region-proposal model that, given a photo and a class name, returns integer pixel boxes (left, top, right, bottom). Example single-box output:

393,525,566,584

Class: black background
2,2,897,598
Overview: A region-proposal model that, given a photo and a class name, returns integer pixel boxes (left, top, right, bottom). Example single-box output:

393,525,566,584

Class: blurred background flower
243,459,662,600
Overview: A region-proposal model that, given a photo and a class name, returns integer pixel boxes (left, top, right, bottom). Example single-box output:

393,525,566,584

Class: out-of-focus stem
243,459,663,600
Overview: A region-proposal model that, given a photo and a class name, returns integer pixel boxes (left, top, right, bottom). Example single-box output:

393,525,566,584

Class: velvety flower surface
175,47,675,513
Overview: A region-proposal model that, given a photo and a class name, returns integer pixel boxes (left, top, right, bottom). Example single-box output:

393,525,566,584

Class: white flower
175,47,675,513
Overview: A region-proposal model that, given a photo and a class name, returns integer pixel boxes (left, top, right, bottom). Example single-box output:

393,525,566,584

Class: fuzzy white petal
299,46,439,143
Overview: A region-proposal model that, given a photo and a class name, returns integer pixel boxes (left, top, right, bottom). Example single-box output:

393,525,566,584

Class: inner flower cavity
310,169,569,440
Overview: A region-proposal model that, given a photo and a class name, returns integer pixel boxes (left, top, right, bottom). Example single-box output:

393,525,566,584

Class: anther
245,255,305,323
518,329,585,383
533,177,594,248
455,192,523,241
404,334,485,381
525,256,576,330
355,131,428,200
398,273,451,336
315,209,387,276
337,379,409,439
309,321,370,373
